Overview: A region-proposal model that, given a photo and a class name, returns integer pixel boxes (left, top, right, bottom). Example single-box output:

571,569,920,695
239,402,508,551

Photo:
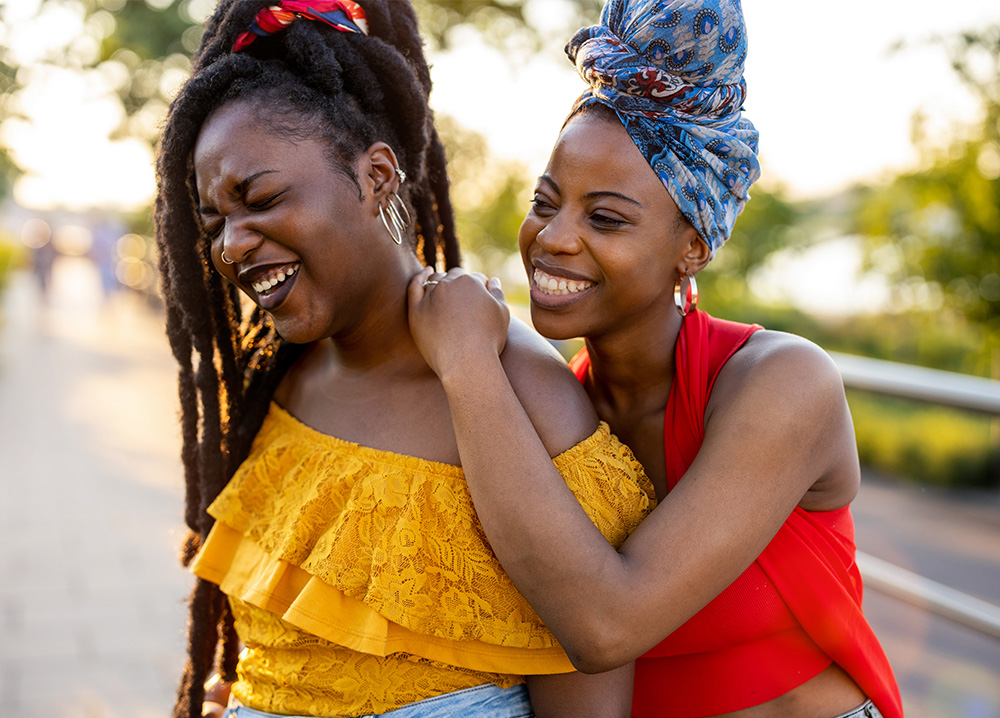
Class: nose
220,219,263,265
534,213,583,256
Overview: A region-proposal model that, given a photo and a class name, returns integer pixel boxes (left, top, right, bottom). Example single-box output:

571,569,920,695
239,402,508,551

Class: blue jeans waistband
832,700,883,718
222,682,533,718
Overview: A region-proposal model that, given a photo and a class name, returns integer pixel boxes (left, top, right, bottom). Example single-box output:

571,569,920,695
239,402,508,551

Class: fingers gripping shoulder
501,318,600,457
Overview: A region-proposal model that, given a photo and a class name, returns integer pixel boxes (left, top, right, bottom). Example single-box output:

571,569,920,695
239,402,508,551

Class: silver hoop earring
389,192,411,228
386,200,407,239
673,272,699,317
221,250,235,265
379,203,404,245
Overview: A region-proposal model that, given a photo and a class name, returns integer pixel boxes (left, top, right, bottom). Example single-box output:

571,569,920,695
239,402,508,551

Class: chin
528,305,585,343
270,318,326,345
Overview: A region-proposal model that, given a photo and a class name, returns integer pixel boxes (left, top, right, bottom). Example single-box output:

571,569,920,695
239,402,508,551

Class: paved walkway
0,259,188,718
1,256,998,717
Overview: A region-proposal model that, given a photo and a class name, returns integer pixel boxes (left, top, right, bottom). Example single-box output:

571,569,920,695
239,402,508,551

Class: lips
529,265,596,309
532,267,594,296
238,262,300,310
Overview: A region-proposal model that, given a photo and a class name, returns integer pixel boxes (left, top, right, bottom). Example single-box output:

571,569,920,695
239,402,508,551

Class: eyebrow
198,170,278,214
538,174,644,209
235,170,278,195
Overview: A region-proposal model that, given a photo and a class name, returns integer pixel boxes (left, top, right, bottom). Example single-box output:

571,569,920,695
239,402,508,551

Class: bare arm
410,268,635,713
527,665,634,718
409,269,858,673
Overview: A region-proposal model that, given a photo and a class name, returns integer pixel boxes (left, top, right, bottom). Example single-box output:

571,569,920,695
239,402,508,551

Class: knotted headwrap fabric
233,0,369,52
566,0,760,255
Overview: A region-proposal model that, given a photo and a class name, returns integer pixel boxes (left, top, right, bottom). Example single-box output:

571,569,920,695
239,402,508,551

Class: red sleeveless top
570,310,902,718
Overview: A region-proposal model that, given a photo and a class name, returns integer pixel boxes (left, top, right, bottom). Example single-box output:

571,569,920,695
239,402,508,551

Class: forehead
548,113,664,196
193,102,317,186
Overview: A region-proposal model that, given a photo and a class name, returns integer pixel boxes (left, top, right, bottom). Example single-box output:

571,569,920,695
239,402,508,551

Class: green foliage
697,291,997,489
698,183,805,310
853,24,1000,355
456,171,529,252
96,0,196,60
436,113,531,276
414,0,601,51
848,391,997,488
0,0,601,198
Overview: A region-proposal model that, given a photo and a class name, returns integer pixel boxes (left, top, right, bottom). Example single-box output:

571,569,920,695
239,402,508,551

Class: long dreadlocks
153,2,458,715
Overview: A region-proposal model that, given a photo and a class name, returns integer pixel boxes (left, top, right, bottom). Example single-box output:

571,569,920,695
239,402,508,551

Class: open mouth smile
250,263,299,295
532,267,595,296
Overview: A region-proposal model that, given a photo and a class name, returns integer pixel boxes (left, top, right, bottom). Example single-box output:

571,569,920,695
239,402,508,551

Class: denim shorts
222,682,533,718
832,700,883,718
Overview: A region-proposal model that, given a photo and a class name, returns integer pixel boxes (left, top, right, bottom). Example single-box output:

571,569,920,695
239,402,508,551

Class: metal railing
830,352,1000,639
831,352,1000,415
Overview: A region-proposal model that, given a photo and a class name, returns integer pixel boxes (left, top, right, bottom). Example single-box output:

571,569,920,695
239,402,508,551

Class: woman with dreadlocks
407,0,903,716
155,1,654,717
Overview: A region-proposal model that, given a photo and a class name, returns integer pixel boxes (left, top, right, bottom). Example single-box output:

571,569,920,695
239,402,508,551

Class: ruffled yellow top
192,403,654,717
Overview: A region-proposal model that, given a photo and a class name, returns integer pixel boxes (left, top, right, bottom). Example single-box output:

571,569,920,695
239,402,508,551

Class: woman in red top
407,0,903,716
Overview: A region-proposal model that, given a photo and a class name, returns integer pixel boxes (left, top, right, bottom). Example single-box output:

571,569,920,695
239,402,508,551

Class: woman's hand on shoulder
408,266,596,457
407,267,509,382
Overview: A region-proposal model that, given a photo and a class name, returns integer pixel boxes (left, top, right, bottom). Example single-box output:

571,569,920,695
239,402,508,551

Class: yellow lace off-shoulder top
191,403,654,717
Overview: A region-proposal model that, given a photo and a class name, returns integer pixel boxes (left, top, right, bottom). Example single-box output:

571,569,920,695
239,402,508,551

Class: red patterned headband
234,0,369,52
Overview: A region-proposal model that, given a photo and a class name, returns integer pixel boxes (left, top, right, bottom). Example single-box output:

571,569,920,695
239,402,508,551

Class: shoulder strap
664,310,760,491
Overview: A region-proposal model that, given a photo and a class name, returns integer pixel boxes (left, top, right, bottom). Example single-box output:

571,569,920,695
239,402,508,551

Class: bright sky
431,0,1000,199
4,0,1000,212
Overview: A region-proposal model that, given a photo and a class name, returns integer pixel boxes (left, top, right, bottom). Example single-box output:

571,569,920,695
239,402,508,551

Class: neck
326,260,428,376
583,307,684,417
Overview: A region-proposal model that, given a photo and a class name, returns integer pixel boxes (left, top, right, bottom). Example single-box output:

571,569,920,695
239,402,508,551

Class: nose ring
220,250,235,265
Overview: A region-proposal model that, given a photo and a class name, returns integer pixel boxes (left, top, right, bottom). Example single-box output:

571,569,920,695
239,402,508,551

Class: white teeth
533,268,594,296
250,264,299,295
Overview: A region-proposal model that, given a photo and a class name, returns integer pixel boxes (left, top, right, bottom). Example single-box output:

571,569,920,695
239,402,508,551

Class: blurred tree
0,0,601,154
0,0,601,207
0,43,17,200
435,113,530,279
853,25,1000,371
698,184,804,314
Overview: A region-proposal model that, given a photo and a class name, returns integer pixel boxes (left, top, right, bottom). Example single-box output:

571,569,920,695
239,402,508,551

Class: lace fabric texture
228,597,518,716
193,403,654,716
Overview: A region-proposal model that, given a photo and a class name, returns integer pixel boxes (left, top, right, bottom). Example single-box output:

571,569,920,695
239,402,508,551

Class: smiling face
193,100,395,344
518,109,706,342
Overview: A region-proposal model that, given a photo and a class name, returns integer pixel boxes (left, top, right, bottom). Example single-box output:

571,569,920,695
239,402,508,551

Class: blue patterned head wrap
565,0,760,255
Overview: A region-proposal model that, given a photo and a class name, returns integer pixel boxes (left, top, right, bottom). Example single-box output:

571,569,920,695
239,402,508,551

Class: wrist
437,351,504,393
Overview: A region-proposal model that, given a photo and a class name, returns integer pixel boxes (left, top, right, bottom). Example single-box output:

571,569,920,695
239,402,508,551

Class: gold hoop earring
673,272,699,317
379,203,404,245
221,250,235,265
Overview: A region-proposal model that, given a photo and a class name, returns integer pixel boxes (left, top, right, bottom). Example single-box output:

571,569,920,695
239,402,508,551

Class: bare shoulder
710,329,845,413
708,329,859,509
500,318,600,457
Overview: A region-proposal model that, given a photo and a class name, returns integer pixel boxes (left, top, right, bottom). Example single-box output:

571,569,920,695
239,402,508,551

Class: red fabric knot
234,0,369,52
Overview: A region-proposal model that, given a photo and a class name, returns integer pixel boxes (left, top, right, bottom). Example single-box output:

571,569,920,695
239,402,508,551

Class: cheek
517,215,541,258
208,243,236,282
